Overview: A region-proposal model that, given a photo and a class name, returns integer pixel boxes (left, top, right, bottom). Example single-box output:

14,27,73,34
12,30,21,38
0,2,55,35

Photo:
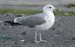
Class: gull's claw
35,41,40,43
40,40,47,42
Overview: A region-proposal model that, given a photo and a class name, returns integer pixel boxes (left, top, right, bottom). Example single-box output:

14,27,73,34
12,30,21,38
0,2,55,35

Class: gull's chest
42,17,55,28
34,16,55,30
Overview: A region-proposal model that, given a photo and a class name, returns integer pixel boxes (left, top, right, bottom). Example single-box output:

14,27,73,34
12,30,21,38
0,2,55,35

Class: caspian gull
13,5,55,43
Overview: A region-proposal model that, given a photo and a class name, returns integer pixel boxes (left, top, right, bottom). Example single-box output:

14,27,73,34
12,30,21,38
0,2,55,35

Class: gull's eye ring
49,7,51,8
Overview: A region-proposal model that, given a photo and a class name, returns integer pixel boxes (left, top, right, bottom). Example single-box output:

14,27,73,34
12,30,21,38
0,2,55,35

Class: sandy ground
0,14,75,47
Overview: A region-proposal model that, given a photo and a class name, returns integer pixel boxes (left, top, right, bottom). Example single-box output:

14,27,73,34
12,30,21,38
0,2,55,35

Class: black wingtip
4,21,21,26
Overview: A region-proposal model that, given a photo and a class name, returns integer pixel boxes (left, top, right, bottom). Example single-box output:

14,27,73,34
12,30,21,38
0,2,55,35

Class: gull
5,5,55,43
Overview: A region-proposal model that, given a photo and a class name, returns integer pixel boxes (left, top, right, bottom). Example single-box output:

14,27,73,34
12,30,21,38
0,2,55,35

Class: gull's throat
45,11,54,19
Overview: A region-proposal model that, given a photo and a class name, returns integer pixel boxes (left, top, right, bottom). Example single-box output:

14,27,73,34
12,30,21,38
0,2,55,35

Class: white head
43,5,55,13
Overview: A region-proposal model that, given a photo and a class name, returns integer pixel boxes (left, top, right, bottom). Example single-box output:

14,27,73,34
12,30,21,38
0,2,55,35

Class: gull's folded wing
15,13,46,27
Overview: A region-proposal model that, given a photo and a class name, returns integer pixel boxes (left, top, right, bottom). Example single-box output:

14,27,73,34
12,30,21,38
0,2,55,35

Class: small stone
22,32,26,35
20,40,24,42
52,28,55,30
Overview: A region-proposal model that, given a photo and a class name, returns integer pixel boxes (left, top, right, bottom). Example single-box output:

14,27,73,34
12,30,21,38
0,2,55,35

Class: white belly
34,17,55,30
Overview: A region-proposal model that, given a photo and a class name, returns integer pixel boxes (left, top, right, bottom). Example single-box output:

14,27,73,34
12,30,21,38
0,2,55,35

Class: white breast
34,12,55,30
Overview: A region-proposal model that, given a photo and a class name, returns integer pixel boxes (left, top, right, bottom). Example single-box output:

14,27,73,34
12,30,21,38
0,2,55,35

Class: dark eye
49,7,51,8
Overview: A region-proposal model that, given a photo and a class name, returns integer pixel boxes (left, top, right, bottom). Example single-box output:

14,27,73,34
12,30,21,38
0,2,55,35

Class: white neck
45,11,55,20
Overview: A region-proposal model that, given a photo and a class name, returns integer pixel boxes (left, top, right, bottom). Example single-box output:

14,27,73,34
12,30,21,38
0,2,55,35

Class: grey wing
17,13,46,27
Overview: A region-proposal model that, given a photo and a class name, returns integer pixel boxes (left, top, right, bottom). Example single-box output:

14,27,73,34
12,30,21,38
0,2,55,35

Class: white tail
14,18,18,23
